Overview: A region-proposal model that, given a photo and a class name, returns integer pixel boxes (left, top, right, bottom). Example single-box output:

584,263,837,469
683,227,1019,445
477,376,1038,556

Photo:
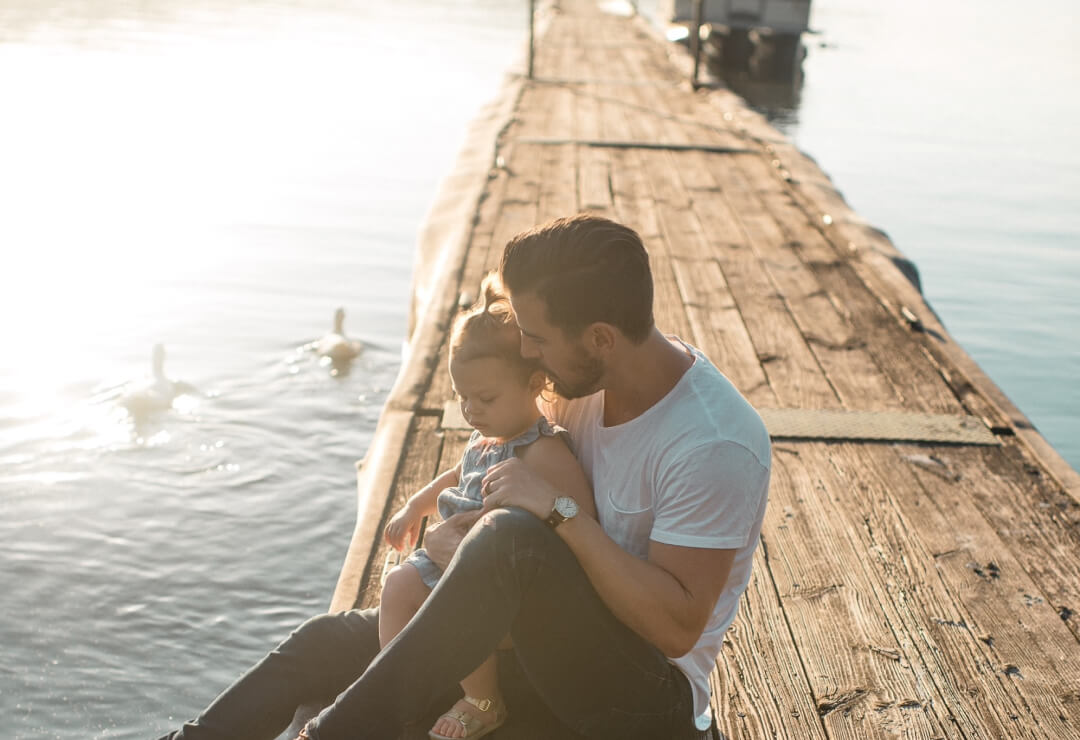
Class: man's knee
458,507,556,568
279,610,379,665
475,506,550,545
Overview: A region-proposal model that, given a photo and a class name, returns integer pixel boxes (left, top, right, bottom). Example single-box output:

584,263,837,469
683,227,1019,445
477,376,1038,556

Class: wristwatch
545,496,579,529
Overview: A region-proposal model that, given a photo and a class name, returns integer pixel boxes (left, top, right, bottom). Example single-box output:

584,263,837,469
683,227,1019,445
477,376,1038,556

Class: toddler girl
380,275,594,740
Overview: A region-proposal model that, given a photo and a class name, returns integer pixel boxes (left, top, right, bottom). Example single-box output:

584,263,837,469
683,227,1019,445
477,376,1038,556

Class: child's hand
384,505,422,552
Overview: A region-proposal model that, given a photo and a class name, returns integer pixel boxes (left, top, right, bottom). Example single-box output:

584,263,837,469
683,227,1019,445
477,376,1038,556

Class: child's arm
384,463,461,551
516,435,596,520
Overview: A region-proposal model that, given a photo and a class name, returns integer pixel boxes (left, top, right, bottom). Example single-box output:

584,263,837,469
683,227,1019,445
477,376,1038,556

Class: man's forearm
554,516,708,658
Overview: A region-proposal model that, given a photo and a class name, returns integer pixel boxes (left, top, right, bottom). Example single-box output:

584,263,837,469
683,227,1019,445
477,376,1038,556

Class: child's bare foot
428,695,507,739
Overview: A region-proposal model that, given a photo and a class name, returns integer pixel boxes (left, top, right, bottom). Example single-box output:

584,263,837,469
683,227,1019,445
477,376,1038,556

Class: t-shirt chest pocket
599,485,654,559
595,455,655,558
596,449,655,513
605,486,653,515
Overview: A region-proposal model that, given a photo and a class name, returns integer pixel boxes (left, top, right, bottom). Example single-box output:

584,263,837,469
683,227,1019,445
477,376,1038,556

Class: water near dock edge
0,0,1075,737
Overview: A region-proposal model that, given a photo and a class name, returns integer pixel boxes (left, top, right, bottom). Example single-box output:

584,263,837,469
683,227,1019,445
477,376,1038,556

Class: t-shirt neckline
598,337,698,431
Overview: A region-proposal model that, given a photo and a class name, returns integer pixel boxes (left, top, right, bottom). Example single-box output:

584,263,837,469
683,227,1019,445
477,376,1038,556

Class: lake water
0,1,1075,738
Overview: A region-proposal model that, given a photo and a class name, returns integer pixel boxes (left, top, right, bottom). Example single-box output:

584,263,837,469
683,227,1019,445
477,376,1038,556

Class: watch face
555,497,578,518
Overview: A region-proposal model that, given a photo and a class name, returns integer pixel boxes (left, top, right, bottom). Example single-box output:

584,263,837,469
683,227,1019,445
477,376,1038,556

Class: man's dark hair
499,214,654,343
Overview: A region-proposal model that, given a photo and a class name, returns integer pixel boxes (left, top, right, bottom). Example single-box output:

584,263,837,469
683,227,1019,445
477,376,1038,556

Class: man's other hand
423,509,483,569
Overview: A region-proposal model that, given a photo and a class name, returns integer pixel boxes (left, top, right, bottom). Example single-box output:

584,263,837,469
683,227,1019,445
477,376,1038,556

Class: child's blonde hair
450,273,541,384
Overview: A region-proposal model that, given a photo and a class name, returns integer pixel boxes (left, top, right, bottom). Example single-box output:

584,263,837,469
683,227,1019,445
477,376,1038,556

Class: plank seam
516,135,754,154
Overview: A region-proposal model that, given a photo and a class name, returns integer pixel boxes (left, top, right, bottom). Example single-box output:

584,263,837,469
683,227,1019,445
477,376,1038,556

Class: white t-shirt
542,339,771,730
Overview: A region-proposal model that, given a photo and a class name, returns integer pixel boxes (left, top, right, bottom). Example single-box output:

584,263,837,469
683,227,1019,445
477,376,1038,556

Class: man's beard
546,352,604,400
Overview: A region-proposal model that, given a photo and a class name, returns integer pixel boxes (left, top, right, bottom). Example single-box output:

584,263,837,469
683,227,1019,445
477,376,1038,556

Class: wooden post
691,0,705,88
528,0,537,79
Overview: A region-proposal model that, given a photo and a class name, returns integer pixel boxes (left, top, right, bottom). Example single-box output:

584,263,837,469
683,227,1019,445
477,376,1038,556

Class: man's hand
423,509,483,570
481,457,558,520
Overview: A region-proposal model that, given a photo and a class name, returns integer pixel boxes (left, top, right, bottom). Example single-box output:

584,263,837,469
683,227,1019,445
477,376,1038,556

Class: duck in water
315,307,363,364
120,344,193,418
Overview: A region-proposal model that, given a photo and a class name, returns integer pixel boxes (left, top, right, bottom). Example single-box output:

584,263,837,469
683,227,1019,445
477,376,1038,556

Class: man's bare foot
428,695,507,739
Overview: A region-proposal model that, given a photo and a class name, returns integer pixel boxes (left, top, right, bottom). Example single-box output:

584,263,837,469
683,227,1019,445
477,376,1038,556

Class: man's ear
584,322,618,354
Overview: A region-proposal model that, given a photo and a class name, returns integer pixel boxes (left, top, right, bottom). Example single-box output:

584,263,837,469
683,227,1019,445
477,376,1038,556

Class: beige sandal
428,695,508,739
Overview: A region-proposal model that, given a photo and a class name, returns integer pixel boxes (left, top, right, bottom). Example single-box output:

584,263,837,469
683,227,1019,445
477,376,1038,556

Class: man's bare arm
480,457,733,656
560,517,735,657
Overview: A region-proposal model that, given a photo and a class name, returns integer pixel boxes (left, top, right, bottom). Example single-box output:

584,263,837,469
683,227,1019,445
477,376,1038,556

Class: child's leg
378,564,431,649
459,653,500,703
430,653,505,739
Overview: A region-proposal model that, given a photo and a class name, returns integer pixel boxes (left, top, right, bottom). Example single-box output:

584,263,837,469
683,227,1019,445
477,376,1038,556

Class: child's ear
528,369,546,395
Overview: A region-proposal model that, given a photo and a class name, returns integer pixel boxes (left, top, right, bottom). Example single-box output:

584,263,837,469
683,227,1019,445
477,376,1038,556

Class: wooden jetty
326,1,1080,737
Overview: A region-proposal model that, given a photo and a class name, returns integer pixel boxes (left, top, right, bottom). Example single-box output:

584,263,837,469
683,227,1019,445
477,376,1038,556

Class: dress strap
504,415,569,454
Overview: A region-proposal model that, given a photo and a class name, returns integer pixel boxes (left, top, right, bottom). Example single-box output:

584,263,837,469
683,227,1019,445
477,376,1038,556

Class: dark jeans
160,508,705,740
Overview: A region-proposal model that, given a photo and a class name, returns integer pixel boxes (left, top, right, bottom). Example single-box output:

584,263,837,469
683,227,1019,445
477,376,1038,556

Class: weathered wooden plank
614,148,693,339
620,45,691,145
714,239,840,409
577,145,614,217
513,85,553,140
638,147,693,211
765,444,950,738
630,62,747,151
675,153,906,412
615,60,667,145
900,441,1080,652
804,443,1051,737
702,86,790,146
976,440,1080,639
500,139,543,209
715,154,960,414
652,201,770,403
608,148,662,242
732,151,984,420
421,338,454,414
489,141,543,261
596,85,635,142
544,80,577,143
767,136,1057,468
713,545,827,739
358,415,445,609
575,81,602,142
670,254,774,407
647,252,695,341
536,141,578,223
832,443,1080,734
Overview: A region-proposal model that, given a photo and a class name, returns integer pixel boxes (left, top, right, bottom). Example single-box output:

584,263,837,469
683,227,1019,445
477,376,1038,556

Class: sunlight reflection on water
0,2,528,737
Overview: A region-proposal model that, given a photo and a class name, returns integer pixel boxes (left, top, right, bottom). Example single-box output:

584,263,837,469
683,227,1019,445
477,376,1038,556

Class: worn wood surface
333,2,1080,737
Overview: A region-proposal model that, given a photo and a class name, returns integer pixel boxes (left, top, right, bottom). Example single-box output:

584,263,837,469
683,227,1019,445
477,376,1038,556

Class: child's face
449,356,541,441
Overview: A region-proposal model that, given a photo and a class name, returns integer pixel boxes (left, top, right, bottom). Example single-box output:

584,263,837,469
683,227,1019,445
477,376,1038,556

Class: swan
121,344,190,417
315,307,362,362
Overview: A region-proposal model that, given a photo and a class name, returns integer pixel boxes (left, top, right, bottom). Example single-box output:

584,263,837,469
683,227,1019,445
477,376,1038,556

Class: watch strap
544,497,576,529
545,506,569,528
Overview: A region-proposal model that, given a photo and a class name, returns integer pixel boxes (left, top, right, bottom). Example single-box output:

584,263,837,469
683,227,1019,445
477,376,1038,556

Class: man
159,214,770,740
